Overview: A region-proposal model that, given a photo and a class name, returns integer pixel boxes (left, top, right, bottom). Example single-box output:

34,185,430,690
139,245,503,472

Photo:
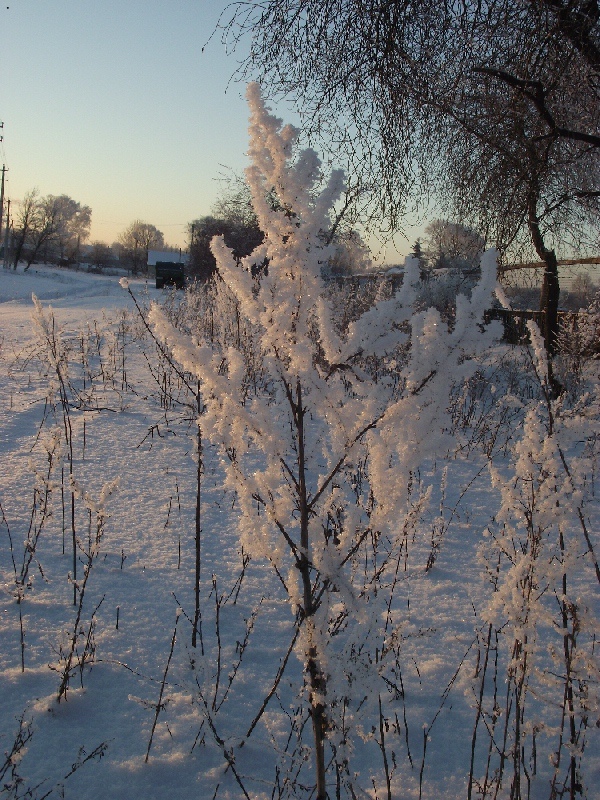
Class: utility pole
189,222,195,272
0,120,4,243
3,198,10,269
0,163,6,243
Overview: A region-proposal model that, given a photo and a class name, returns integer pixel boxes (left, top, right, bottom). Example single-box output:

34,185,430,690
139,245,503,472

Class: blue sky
0,1,267,248
0,0,410,260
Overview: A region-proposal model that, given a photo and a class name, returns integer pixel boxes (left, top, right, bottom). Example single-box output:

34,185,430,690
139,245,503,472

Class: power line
94,220,189,227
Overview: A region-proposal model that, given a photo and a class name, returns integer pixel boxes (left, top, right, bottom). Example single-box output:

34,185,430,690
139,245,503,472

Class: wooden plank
500,256,600,272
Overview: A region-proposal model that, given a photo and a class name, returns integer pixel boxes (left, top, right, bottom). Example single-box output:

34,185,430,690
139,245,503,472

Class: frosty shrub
416,268,479,324
149,84,500,799
473,319,600,800
555,295,600,399
322,277,380,335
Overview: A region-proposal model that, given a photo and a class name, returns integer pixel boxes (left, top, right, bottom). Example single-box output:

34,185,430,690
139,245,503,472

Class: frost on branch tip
526,319,549,386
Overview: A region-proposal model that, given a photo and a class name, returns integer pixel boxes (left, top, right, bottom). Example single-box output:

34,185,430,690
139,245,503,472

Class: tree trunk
295,380,328,800
192,385,203,651
12,231,26,270
537,248,560,357
527,187,560,358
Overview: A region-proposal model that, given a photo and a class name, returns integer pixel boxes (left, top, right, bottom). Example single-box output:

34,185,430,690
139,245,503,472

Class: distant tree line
3,185,495,287
114,220,166,275
5,189,175,275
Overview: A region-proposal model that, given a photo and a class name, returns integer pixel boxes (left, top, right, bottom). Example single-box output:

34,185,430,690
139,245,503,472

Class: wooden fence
484,308,593,345
498,256,600,273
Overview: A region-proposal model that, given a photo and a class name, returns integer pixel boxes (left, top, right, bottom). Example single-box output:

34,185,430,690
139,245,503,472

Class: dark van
151,261,185,289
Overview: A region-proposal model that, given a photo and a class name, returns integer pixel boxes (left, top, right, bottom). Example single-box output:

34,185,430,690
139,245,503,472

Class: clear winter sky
0,0,409,262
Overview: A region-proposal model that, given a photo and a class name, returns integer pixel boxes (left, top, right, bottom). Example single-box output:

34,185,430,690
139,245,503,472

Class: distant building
147,249,189,266
147,250,190,289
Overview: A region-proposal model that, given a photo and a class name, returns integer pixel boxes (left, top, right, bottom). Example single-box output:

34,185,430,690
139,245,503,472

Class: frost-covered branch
150,83,501,799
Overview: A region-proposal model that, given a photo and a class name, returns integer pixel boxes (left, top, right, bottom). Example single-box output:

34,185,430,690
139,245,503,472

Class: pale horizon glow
0,0,411,261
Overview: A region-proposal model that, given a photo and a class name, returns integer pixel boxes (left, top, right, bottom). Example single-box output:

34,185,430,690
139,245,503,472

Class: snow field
0,268,598,797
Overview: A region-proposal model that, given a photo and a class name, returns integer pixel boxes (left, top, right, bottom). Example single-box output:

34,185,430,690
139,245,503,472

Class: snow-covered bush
149,83,500,798
416,268,479,324
555,296,600,398
473,321,600,799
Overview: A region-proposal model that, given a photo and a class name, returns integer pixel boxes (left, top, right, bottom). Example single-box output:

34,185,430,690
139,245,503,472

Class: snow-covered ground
0,263,599,800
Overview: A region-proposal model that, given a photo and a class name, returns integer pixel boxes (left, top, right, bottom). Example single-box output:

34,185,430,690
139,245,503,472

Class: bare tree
12,192,92,269
117,220,165,275
421,220,485,272
88,241,114,271
322,227,373,277
189,175,264,280
210,169,262,230
51,195,91,262
24,195,62,270
11,189,39,269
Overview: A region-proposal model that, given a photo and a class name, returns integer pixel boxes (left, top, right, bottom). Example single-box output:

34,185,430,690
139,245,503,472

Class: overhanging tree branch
474,67,600,148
